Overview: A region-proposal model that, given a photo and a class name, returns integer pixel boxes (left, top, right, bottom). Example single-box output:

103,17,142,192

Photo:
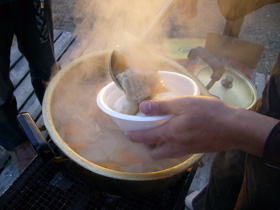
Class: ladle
109,0,179,90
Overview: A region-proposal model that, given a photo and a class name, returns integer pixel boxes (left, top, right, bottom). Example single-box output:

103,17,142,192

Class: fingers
148,142,189,160
148,142,172,159
138,101,152,114
124,125,166,145
139,100,170,115
125,127,175,160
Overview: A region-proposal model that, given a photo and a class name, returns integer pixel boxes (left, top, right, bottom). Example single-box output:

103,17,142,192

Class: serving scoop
109,0,179,91
109,49,127,91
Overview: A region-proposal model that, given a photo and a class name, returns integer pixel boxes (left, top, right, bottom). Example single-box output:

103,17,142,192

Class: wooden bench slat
54,31,76,62
53,30,63,42
58,35,92,67
10,44,23,69
10,57,29,88
14,73,33,109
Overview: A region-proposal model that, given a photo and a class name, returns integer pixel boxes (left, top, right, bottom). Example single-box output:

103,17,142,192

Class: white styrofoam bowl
97,71,200,132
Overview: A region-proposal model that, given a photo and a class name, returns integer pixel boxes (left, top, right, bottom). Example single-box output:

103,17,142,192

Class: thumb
139,99,180,116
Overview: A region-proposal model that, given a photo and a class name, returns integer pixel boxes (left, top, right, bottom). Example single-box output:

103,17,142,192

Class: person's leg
14,0,58,104
234,53,280,209
192,150,246,210
0,2,26,151
234,154,280,210
0,2,37,172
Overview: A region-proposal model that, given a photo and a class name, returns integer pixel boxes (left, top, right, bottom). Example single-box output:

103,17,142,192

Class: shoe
13,141,37,172
185,190,200,210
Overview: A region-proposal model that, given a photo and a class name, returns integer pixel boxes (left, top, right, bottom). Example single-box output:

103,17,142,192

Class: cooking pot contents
113,71,196,116
51,68,190,173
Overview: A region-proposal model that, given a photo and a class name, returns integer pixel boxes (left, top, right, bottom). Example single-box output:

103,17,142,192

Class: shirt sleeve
263,121,280,168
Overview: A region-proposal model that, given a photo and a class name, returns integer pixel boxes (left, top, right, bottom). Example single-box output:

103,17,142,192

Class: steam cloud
72,0,171,52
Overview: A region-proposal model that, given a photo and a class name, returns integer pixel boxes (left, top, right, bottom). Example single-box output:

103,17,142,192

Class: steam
72,0,170,51
49,0,253,172
68,0,228,59
49,0,223,172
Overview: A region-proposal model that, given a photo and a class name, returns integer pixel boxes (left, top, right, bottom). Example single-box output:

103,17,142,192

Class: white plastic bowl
97,71,200,132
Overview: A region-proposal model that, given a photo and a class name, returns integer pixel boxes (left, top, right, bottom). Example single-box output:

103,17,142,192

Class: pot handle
17,112,65,162
186,46,225,90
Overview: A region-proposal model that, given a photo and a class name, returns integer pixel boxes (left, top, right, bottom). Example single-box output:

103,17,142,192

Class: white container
97,71,200,132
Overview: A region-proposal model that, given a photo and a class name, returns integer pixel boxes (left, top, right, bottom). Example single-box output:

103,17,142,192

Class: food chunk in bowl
97,71,200,131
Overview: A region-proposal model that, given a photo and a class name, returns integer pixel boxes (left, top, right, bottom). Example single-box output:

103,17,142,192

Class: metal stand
223,17,244,38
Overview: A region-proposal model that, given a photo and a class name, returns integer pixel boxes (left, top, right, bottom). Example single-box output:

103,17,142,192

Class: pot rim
42,50,207,181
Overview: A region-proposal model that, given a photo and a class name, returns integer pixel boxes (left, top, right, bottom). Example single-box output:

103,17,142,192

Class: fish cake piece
117,69,151,103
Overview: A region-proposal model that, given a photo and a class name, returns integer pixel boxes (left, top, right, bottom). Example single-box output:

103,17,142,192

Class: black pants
0,0,58,151
193,150,280,210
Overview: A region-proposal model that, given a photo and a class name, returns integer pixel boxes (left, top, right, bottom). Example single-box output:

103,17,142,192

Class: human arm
217,0,280,21
124,96,279,160
177,0,280,21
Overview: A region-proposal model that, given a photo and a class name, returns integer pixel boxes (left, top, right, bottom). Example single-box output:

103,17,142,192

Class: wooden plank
58,35,92,67
10,57,29,88
14,73,33,109
10,44,23,69
54,31,76,62
53,30,63,42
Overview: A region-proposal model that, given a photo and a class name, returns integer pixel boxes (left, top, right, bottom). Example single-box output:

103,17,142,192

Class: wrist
227,106,279,157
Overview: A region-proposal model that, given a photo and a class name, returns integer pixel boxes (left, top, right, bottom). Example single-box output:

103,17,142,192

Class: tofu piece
113,95,139,115
116,69,151,103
